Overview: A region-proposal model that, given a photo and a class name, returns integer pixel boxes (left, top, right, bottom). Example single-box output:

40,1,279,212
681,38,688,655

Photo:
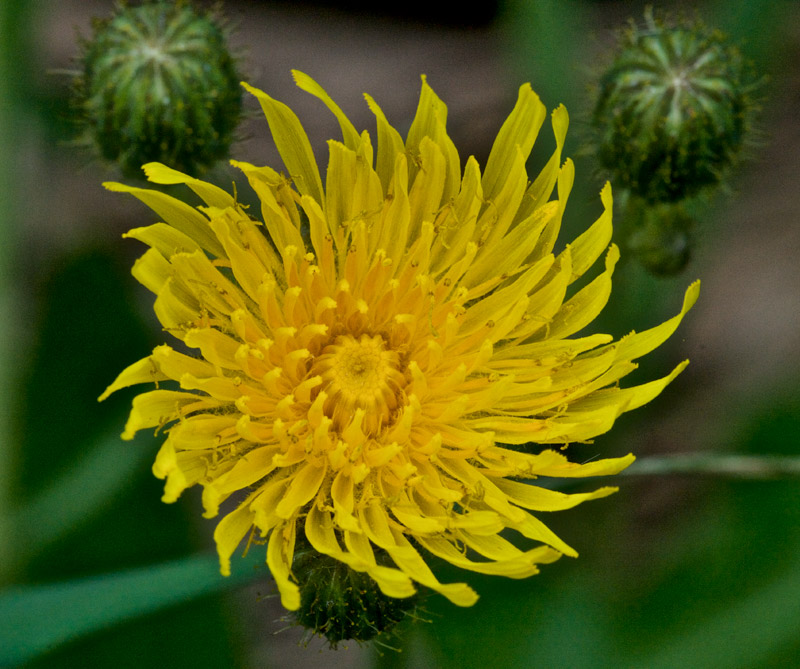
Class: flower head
101,72,698,614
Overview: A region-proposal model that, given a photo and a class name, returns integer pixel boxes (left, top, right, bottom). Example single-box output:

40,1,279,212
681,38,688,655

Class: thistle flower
77,1,242,177
101,72,698,628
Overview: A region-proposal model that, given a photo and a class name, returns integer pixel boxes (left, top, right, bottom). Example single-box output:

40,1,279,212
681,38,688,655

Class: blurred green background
1,0,799,667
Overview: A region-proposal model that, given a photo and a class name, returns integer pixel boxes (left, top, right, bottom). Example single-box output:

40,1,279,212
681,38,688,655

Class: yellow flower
100,71,699,611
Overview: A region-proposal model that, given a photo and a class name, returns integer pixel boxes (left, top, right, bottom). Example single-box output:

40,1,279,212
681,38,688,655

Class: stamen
311,334,407,434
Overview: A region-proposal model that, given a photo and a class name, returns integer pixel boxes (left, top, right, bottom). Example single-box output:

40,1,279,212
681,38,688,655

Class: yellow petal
568,182,613,282
153,277,201,333
391,500,446,534
142,162,235,209
169,250,247,317
306,502,363,565
208,216,275,301
151,344,217,380
183,328,241,370
233,161,305,256
376,154,411,267
241,82,324,205
274,462,327,518
405,75,459,201
533,158,575,259
121,390,219,440
168,414,239,449
436,456,526,522
307,504,417,599
418,535,543,578
202,446,280,518
509,250,570,341
490,478,618,511
430,157,482,273
463,534,562,570
385,527,479,606
124,222,202,257
518,104,569,219
343,531,417,598
568,360,690,415
491,332,612,363
130,248,171,294
547,244,619,340
461,257,554,334
98,355,167,401
507,512,578,557
330,470,361,532
103,181,224,256
504,448,637,478
292,70,361,150
213,499,255,577
364,93,406,195
472,145,528,254
614,281,701,363
482,83,546,203
249,471,294,532
464,201,558,290
407,137,446,240
267,522,300,610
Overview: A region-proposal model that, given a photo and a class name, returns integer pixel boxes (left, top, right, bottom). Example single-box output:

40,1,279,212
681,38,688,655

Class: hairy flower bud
591,11,755,203
291,537,417,646
77,1,242,177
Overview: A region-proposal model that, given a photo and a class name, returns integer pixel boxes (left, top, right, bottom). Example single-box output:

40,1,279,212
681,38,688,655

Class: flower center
312,334,406,434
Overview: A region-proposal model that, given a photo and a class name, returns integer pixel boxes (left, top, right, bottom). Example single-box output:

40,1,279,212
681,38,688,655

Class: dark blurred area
261,0,501,27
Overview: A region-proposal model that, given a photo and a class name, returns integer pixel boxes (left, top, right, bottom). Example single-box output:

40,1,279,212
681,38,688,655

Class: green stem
624,454,800,479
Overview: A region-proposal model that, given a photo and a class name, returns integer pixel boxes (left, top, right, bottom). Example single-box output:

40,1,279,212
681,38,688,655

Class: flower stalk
624,454,800,480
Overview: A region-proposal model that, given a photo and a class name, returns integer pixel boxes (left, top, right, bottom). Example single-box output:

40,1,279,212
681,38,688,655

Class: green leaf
0,552,261,667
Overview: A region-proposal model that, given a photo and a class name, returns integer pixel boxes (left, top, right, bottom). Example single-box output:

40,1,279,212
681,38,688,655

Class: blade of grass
0,551,262,666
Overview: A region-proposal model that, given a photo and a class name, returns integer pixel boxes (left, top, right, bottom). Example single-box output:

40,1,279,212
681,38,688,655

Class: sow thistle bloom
101,71,698,620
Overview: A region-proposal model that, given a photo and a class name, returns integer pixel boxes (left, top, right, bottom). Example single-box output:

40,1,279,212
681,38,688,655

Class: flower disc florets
312,334,406,434
101,71,698,624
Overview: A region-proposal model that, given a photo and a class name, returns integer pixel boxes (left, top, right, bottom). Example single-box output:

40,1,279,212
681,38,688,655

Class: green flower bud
291,538,417,647
77,1,242,178
591,11,756,203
